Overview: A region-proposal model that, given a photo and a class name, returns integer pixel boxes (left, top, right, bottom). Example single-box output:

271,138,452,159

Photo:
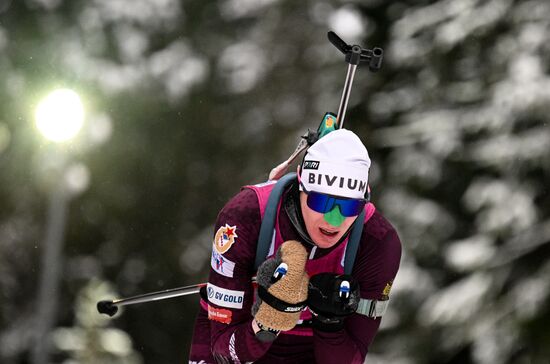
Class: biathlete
189,129,402,364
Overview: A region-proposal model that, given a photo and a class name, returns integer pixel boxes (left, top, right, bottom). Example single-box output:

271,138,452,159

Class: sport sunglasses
299,181,367,217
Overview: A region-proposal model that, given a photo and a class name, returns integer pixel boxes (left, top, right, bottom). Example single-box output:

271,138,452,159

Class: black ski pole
97,278,257,317
97,282,207,317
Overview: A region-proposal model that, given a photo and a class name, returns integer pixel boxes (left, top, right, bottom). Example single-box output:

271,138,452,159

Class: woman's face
299,191,358,249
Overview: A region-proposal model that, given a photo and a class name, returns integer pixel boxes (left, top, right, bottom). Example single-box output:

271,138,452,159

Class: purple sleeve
313,211,402,364
206,188,274,362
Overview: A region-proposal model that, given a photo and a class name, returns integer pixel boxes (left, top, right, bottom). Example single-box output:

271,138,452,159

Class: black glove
307,273,360,332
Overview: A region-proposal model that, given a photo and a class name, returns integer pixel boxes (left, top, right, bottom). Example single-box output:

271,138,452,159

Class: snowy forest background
1,0,549,363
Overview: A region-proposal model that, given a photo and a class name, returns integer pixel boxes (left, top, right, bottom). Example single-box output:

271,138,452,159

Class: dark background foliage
1,0,549,363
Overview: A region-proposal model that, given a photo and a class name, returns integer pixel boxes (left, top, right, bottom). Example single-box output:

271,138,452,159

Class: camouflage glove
251,240,309,342
307,273,360,332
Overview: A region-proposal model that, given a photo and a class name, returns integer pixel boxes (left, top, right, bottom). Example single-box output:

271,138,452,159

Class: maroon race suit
189,181,401,364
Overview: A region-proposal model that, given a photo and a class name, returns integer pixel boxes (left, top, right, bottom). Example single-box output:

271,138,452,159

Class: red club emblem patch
214,224,238,254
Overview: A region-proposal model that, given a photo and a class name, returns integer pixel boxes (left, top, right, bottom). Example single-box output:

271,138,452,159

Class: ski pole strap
343,209,365,275
254,173,297,271
257,285,307,313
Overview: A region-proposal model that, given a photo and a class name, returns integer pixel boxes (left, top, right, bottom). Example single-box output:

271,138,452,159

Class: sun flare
35,89,84,142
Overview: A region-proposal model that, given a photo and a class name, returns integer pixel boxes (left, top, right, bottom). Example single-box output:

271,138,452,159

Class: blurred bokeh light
35,89,84,142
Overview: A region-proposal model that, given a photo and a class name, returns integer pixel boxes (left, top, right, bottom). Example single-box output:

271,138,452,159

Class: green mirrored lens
323,206,346,227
